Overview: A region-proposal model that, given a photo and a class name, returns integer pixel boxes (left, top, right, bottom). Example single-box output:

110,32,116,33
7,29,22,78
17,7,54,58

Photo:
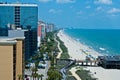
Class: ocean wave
99,47,106,51
76,39,80,41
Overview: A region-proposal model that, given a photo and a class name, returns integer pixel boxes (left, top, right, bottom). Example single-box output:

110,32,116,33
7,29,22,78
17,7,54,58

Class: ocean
64,29,120,56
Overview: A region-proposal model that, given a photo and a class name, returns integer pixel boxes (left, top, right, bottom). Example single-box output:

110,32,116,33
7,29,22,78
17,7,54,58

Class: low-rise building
98,56,120,69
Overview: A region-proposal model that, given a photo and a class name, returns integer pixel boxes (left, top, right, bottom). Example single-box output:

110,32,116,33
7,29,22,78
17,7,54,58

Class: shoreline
57,30,120,80
57,30,102,60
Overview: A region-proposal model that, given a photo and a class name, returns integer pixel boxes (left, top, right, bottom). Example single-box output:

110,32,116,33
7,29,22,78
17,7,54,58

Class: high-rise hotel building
0,3,38,60
0,37,25,80
0,3,38,80
0,3,38,29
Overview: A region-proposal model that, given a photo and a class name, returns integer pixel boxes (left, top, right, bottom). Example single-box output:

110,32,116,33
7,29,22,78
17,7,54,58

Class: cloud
39,0,52,3
56,0,76,4
94,0,112,5
96,7,103,11
108,8,120,14
77,11,83,15
49,9,62,14
86,6,91,9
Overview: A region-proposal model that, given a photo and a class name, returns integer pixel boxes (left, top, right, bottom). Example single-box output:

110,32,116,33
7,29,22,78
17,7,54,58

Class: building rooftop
98,56,120,61
0,38,17,45
8,29,26,39
0,37,25,45
0,3,37,7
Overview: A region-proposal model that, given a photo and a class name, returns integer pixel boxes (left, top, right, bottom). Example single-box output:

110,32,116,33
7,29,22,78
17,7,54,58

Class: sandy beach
57,30,101,60
57,30,120,80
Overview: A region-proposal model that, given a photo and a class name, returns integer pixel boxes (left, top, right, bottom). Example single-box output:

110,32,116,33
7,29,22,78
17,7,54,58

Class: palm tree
37,74,44,80
34,73,38,80
31,67,38,80
47,68,62,80
31,73,35,80
37,74,41,80
40,74,44,80
32,53,40,62
31,73,38,80
55,71,62,80
18,74,23,80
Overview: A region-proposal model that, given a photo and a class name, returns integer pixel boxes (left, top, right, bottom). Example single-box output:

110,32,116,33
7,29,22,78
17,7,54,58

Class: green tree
31,67,38,80
31,73,38,80
37,74,41,80
18,74,24,80
39,74,44,80
47,68,62,80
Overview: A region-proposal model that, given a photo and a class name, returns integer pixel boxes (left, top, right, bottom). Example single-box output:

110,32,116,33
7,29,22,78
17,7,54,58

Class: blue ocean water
64,29,120,55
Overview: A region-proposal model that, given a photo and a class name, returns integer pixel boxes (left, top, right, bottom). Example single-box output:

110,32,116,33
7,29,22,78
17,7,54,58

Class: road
24,61,50,80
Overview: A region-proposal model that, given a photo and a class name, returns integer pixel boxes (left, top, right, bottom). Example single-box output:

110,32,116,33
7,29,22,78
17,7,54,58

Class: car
38,63,46,69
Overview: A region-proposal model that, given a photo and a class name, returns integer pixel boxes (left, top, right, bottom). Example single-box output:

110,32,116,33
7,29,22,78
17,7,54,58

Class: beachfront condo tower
0,3,38,60
0,3,38,30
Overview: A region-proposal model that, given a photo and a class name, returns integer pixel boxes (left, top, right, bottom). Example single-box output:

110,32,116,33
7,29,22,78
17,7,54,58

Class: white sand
57,30,102,60
57,30,120,80
86,67,120,80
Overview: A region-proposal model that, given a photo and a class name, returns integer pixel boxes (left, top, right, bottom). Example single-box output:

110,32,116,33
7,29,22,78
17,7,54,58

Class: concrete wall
0,45,14,80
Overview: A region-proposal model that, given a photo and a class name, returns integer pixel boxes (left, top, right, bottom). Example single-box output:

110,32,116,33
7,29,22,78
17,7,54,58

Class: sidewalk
70,67,81,80
54,33,62,58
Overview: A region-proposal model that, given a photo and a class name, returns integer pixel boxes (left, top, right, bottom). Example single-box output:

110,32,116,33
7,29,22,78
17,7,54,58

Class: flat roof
0,3,37,7
0,37,25,45
14,37,25,40
8,30,26,39
99,56,120,61
9,29,28,31
0,38,17,45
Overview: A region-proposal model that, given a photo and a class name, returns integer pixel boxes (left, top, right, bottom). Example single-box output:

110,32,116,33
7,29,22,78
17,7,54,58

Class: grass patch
66,71,77,80
56,60,70,69
60,52,70,59
56,34,70,59
66,71,72,75
66,76,77,80
76,70,98,80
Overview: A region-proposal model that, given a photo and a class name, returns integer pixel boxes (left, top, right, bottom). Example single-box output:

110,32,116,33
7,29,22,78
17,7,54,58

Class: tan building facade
0,38,24,80
15,39,24,80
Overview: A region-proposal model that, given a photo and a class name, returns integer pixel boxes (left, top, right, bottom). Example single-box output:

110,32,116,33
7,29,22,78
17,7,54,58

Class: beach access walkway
55,32,82,80
76,60,99,66
70,67,82,80
54,33,62,58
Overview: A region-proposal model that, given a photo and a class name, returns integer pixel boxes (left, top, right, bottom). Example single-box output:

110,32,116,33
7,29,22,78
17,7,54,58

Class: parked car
38,63,47,69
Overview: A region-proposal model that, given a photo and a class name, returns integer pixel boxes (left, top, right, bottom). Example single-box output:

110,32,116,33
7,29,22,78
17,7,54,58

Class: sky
2,0,120,29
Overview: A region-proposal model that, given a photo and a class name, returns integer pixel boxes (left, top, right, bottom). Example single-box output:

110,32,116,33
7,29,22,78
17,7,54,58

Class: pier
76,60,99,66
56,58,73,61
56,58,99,67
